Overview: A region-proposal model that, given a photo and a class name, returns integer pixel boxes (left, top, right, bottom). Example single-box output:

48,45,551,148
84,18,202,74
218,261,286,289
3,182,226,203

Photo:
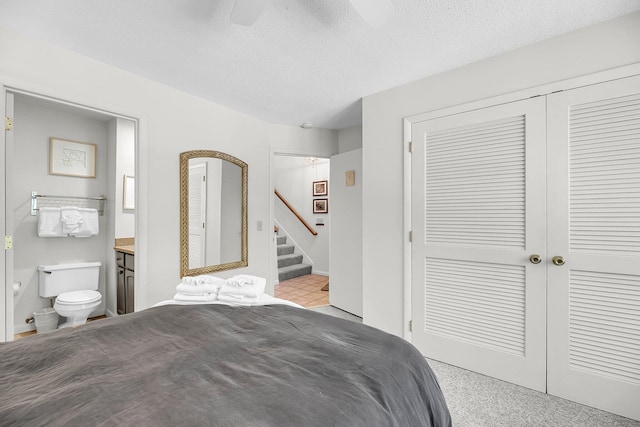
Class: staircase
277,235,312,281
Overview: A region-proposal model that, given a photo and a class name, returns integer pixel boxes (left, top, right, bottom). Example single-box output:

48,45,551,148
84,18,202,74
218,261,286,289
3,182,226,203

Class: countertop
114,245,134,255
114,237,135,255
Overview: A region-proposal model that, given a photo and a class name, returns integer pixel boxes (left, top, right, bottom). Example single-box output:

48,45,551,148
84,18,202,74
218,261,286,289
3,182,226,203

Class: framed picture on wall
313,198,328,214
313,180,328,196
49,137,97,178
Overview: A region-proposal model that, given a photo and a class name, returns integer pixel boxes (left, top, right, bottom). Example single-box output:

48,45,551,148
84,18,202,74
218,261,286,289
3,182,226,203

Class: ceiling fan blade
349,0,393,28
230,0,269,26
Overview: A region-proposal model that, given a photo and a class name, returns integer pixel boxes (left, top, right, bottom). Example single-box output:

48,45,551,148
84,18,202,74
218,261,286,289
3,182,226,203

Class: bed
0,300,451,426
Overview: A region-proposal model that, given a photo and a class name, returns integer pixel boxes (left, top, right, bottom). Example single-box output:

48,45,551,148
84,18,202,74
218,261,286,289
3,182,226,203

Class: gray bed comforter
0,304,451,426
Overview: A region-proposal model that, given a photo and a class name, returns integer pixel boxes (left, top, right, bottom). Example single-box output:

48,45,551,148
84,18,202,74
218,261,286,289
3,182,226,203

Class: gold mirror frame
180,150,248,276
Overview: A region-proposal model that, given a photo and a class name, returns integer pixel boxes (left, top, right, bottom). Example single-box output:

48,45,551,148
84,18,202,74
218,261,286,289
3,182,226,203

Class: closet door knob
552,256,565,266
529,254,542,264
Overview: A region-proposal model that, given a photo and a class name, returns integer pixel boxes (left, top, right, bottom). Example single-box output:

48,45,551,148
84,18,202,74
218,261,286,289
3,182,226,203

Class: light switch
345,170,355,186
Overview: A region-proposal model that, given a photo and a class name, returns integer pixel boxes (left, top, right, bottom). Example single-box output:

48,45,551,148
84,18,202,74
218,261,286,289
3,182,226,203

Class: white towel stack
218,275,266,304
37,207,99,237
173,275,225,302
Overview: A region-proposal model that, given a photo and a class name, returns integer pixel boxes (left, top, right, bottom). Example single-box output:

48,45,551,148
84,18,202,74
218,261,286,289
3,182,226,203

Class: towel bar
31,191,106,216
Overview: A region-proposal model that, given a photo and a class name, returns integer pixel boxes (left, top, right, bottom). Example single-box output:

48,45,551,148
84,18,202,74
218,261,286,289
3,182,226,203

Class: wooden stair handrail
274,189,318,236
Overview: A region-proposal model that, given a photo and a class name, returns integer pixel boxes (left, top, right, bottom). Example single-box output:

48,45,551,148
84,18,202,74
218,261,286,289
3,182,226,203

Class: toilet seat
56,290,101,305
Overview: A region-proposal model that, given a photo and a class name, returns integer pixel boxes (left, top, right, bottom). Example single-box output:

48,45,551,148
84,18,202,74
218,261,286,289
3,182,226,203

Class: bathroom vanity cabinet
115,250,134,314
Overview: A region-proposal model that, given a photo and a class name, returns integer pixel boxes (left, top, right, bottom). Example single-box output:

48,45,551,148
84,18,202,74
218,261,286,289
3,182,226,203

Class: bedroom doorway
409,74,640,420
269,143,362,317
272,154,331,304
1,86,138,342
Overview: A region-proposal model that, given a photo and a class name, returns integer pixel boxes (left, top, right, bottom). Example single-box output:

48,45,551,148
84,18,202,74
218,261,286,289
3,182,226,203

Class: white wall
329,148,362,317
11,94,110,331
338,125,362,153
274,156,330,275
362,12,640,336
0,26,339,312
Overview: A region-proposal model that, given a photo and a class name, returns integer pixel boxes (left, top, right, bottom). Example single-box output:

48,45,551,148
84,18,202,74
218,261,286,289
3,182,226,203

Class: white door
188,162,207,269
546,75,640,420
330,149,363,317
411,97,548,391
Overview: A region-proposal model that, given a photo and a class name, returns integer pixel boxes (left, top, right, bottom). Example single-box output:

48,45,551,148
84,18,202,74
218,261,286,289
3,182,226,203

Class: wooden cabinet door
124,269,135,314
117,267,126,315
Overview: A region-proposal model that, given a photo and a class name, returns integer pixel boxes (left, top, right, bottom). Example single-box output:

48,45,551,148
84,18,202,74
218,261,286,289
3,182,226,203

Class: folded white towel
173,292,217,302
37,207,64,237
219,275,266,299
181,275,226,287
226,274,267,288
176,282,221,296
71,208,99,237
61,207,83,234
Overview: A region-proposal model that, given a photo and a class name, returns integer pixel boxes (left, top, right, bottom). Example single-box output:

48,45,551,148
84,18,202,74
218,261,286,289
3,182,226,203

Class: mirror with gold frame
180,150,248,276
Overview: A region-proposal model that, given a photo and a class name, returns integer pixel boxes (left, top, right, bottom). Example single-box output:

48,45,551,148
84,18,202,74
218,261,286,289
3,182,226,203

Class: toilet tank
38,262,101,298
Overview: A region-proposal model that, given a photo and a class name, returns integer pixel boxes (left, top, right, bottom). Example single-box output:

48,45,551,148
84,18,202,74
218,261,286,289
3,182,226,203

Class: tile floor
14,315,107,340
274,274,329,308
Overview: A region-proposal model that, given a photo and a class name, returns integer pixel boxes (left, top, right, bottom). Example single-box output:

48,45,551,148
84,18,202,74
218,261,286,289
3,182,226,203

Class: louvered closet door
411,97,547,391
188,163,207,268
547,75,640,420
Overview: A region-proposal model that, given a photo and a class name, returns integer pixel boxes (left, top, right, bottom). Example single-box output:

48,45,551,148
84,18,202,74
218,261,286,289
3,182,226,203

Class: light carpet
428,359,639,426
311,305,638,426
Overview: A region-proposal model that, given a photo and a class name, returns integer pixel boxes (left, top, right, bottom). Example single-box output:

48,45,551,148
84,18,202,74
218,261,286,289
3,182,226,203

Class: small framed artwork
313,198,328,214
123,175,135,210
313,180,328,196
49,137,97,178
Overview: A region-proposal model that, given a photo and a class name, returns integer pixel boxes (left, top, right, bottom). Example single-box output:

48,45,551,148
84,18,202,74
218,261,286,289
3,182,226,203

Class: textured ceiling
1,0,639,129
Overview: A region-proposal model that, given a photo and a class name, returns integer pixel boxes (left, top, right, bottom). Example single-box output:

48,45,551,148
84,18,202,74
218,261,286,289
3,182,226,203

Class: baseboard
312,270,329,277
14,323,36,335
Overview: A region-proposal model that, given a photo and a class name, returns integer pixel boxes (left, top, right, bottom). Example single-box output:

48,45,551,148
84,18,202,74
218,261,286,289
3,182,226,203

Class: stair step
278,253,303,268
278,264,312,282
276,235,287,245
277,244,295,256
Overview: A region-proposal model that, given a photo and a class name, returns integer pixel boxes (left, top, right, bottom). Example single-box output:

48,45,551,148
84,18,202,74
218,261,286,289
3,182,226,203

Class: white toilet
38,262,102,328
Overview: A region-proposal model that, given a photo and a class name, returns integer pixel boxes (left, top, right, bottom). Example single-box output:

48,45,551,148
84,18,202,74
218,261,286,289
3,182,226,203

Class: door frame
268,147,332,296
402,63,640,341
1,86,6,341
1,80,146,341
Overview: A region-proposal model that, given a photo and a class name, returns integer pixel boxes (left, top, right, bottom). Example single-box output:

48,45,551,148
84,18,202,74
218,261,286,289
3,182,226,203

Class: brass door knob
529,254,542,264
552,256,565,266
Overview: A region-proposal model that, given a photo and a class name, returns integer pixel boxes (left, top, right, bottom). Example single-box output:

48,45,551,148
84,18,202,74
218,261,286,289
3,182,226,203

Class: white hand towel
71,208,99,237
219,275,266,299
181,275,226,287
176,282,221,296
60,207,83,234
37,207,64,237
173,292,217,302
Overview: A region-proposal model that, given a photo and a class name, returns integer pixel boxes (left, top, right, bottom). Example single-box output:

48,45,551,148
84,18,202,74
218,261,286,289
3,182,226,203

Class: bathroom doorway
2,88,138,341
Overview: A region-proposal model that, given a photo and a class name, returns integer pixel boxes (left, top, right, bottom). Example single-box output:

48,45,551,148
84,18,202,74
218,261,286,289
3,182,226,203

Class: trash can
33,308,59,333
